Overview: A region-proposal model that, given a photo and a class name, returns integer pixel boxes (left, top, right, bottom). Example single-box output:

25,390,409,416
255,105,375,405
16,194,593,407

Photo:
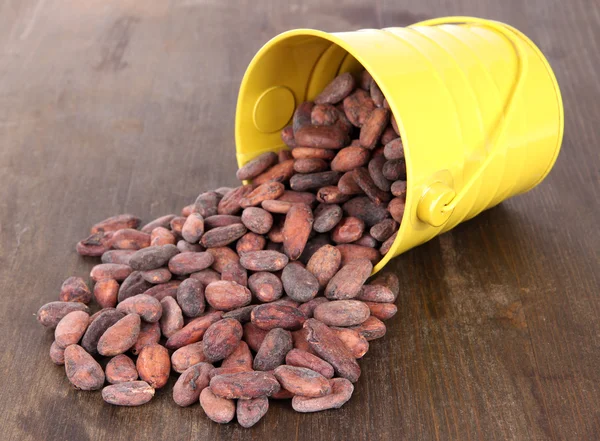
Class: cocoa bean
59,277,92,303
236,152,278,181
274,365,331,398
311,103,338,125
350,315,386,341
369,272,400,299
382,159,407,181
136,343,170,389
64,344,105,390
90,263,132,282
331,217,365,244
37,301,89,328
253,159,295,185
194,191,219,218
330,327,369,358
50,341,65,365
337,244,381,265
200,388,236,424
370,80,385,107
281,126,296,148
294,158,329,174
316,186,350,204
165,311,223,349
391,180,407,198
220,261,247,287
388,197,405,223
141,268,172,284
241,207,273,234
106,354,138,384
313,300,370,327
116,294,162,322
239,250,288,271
294,125,348,149
102,381,155,406
251,304,306,331
76,231,113,256
291,147,336,160
218,185,255,215
168,251,214,275
240,182,285,208
337,171,363,195
243,322,269,352
200,224,247,248
222,305,257,323
261,200,293,214
211,371,280,399
253,328,293,371
129,244,180,271
151,227,176,246
222,341,253,371
290,171,342,192
173,362,213,407
381,125,397,145
363,301,397,321
281,262,319,303
111,229,151,250
141,214,177,234
236,232,266,254
237,396,269,428
170,217,186,236
182,213,205,243
391,114,400,135
248,272,282,303
297,297,329,319
298,233,331,264
383,137,404,160
331,146,370,172
203,318,243,362
315,72,355,105
358,284,395,303
325,258,373,300
343,196,389,226
292,328,312,353
159,297,184,338
359,107,389,149
368,155,392,192
270,388,295,400
285,348,334,379
205,280,252,311
352,167,391,204
282,203,313,261
171,341,207,373
359,70,373,90
97,313,141,356
343,89,375,127
91,214,140,234
118,271,153,303
207,247,239,273
267,218,284,243
370,218,398,242
81,309,125,354
292,378,354,412
204,215,242,230
131,321,161,355
143,280,181,301
190,268,221,286
101,249,136,265
353,234,378,248
293,101,314,133
55,311,89,348
303,319,360,382
176,278,205,318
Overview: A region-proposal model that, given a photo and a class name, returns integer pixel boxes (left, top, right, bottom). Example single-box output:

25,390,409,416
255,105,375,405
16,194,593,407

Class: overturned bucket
234,16,564,274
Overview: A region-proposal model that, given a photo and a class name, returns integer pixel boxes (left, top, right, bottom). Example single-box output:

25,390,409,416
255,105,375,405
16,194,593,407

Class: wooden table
0,1,598,440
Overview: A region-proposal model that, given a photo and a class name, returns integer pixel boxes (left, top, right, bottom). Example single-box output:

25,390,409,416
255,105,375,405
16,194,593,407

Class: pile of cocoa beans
36,69,405,427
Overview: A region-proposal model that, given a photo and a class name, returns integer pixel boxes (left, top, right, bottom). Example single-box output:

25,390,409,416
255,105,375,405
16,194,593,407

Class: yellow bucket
235,16,564,274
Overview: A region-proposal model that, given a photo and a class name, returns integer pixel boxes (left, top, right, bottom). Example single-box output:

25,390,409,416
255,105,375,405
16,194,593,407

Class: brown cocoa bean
91,214,140,234
312,203,342,233
381,125,397,145
261,199,293,214
292,328,312,352
76,231,113,256
297,297,329,319
106,354,138,384
294,125,348,150
343,196,389,226
215,187,233,197
181,213,205,243
55,311,89,349
143,280,181,301
165,311,223,349
59,277,92,303
169,217,186,236
352,167,391,204
304,319,360,382
337,171,363,195
325,258,373,300
331,217,365,244
221,261,248,287
359,70,373,90
359,107,389,149
382,159,407,181
37,301,89,328
370,218,398,242
313,300,370,327
221,341,253,372
243,322,268,352
290,170,342,192
354,234,378,248
248,272,282,303
190,268,220,286
204,280,251,311
251,304,306,331
211,372,280,399
298,234,331,264
136,343,170,388
241,207,273,234
176,278,205,318
315,72,355,104
267,218,284,243
388,197,405,223
293,101,314,133
239,182,285,208
368,155,392,192
90,263,132,282
202,318,243,362
101,249,136,265
281,125,296,148
237,152,279,181
254,328,293,371
81,309,125,354
102,381,155,406
370,80,385,107
129,244,180,271
370,272,399,298
358,284,395,303
384,137,404,160
391,114,400,135
253,159,295,185
97,313,141,356
271,388,295,400
173,362,213,407
273,296,301,308
236,396,269,428
171,341,207,373
222,305,257,323
141,268,172,284
194,191,219,218
311,103,338,125
292,377,354,412
316,186,350,204
111,229,151,250
331,146,370,172
291,147,336,160
64,344,105,390
50,341,65,365
285,348,334,379
168,251,214,275
116,294,162,322
330,327,369,358
274,365,331,398
281,262,319,303
239,250,288,271
350,315,386,340
200,388,236,423
236,232,266,254
200,224,247,248
337,244,381,265
391,180,407,198
207,247,239,273
343,89,375,127
151,227,177,246
204,215,242,230
159,297,184,337
141,214,177,234
218,185,255,215
280,189,318,205
294,158,329,174
282,203,313,261
132,321,161,355
363,301,398,321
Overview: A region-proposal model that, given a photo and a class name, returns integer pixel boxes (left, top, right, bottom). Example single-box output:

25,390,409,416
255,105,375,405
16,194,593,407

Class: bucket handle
412,17,529,226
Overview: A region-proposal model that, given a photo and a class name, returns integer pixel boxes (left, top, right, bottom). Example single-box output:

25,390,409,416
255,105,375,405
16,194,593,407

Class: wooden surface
0,0,598,440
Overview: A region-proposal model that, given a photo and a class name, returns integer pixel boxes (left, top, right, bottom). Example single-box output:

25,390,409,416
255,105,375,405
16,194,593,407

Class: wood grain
0,0,598,440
